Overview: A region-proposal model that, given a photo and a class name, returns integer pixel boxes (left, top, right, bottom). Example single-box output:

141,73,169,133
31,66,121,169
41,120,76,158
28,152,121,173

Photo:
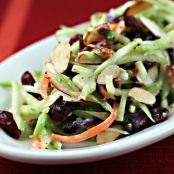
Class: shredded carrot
32,137,41,149
40,74,49,98
110,20,126,35
52,103,118,143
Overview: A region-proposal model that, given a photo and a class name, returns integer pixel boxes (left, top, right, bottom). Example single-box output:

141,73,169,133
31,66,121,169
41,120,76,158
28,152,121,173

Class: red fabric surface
0,0,174,173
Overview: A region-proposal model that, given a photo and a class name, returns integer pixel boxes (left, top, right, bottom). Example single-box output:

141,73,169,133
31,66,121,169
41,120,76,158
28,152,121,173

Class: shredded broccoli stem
94,39,142,76
105,75,115,95
24,90,61,113
88,95,113,113
105,75,128,96
117,94,127,121
73,110,109,120
135,61,148,81
136,103,155,122
21,88,39,105
72,65,93,75
81,78,96,99
2,0,174,149
168,103,174,115
11,81,25,131
144,81,162,95
129,104,136,113
0,81,12,88
33,110,48,138
135,30,174,53
116,50,169,65
159,66,170,107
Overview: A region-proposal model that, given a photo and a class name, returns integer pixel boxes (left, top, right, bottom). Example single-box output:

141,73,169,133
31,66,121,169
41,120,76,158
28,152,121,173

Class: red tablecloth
0,0,174,173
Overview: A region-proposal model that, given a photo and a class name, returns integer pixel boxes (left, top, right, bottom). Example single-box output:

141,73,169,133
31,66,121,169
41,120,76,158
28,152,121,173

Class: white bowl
0,25,174,165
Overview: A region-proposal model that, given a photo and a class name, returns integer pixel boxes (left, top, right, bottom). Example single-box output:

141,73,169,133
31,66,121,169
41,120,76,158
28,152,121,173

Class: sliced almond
45,62,57,74
96,125,123,145
50,42,71,73
75,51,102,64
97,65,120,85
129,87,156,105
92,46,114,60
47,72,80,98
84,31,104,45
140,16,165,37
125,1,152,16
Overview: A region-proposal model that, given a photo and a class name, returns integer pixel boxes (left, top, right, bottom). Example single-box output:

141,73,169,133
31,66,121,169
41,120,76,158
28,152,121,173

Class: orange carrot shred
32,137,41,149
52,103,118,143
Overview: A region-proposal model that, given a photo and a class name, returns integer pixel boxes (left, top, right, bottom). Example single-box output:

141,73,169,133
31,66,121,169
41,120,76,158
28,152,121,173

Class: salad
0,0,174,150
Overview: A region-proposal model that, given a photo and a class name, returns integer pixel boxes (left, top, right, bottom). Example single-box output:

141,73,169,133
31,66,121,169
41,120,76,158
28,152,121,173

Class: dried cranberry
61,113,77,134
143,61,154,70
69,34,82,45
151,107,168,123
61,118,96,134
123,106,169,133
113,77,121,88
0,111,21,139
130,76,142,87
61,120,77,134
83,46,94,51
63,64,76,79
167,48,174,65
69,34,85,49
124,111,150,133
29,93,43,101
166,65,174,90
124,16,156,41
96,23,110,33
73,118,96,128
48,97,79,123
130,76,137,83
152,94,161,108
125,16,143,30
21,71,35,86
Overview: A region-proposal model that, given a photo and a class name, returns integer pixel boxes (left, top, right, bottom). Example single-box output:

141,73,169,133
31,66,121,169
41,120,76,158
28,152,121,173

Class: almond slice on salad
96,125,123,145
47,72,80,98
92,46,114,60
129,87,156,105
125,1,152,16
97,65,120,85
140,16,165,37
50,42,71,73
45,62,57,74
84,31,105,45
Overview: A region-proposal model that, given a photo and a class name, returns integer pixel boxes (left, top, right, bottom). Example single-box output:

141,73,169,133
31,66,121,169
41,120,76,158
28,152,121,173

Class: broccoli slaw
0,0,174,150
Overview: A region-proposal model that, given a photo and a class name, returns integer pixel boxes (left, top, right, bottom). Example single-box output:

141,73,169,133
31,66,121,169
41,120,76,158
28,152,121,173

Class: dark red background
0,0,174,173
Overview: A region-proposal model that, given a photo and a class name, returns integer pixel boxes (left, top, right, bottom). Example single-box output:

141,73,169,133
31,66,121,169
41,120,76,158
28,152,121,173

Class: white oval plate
0,25,174,165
